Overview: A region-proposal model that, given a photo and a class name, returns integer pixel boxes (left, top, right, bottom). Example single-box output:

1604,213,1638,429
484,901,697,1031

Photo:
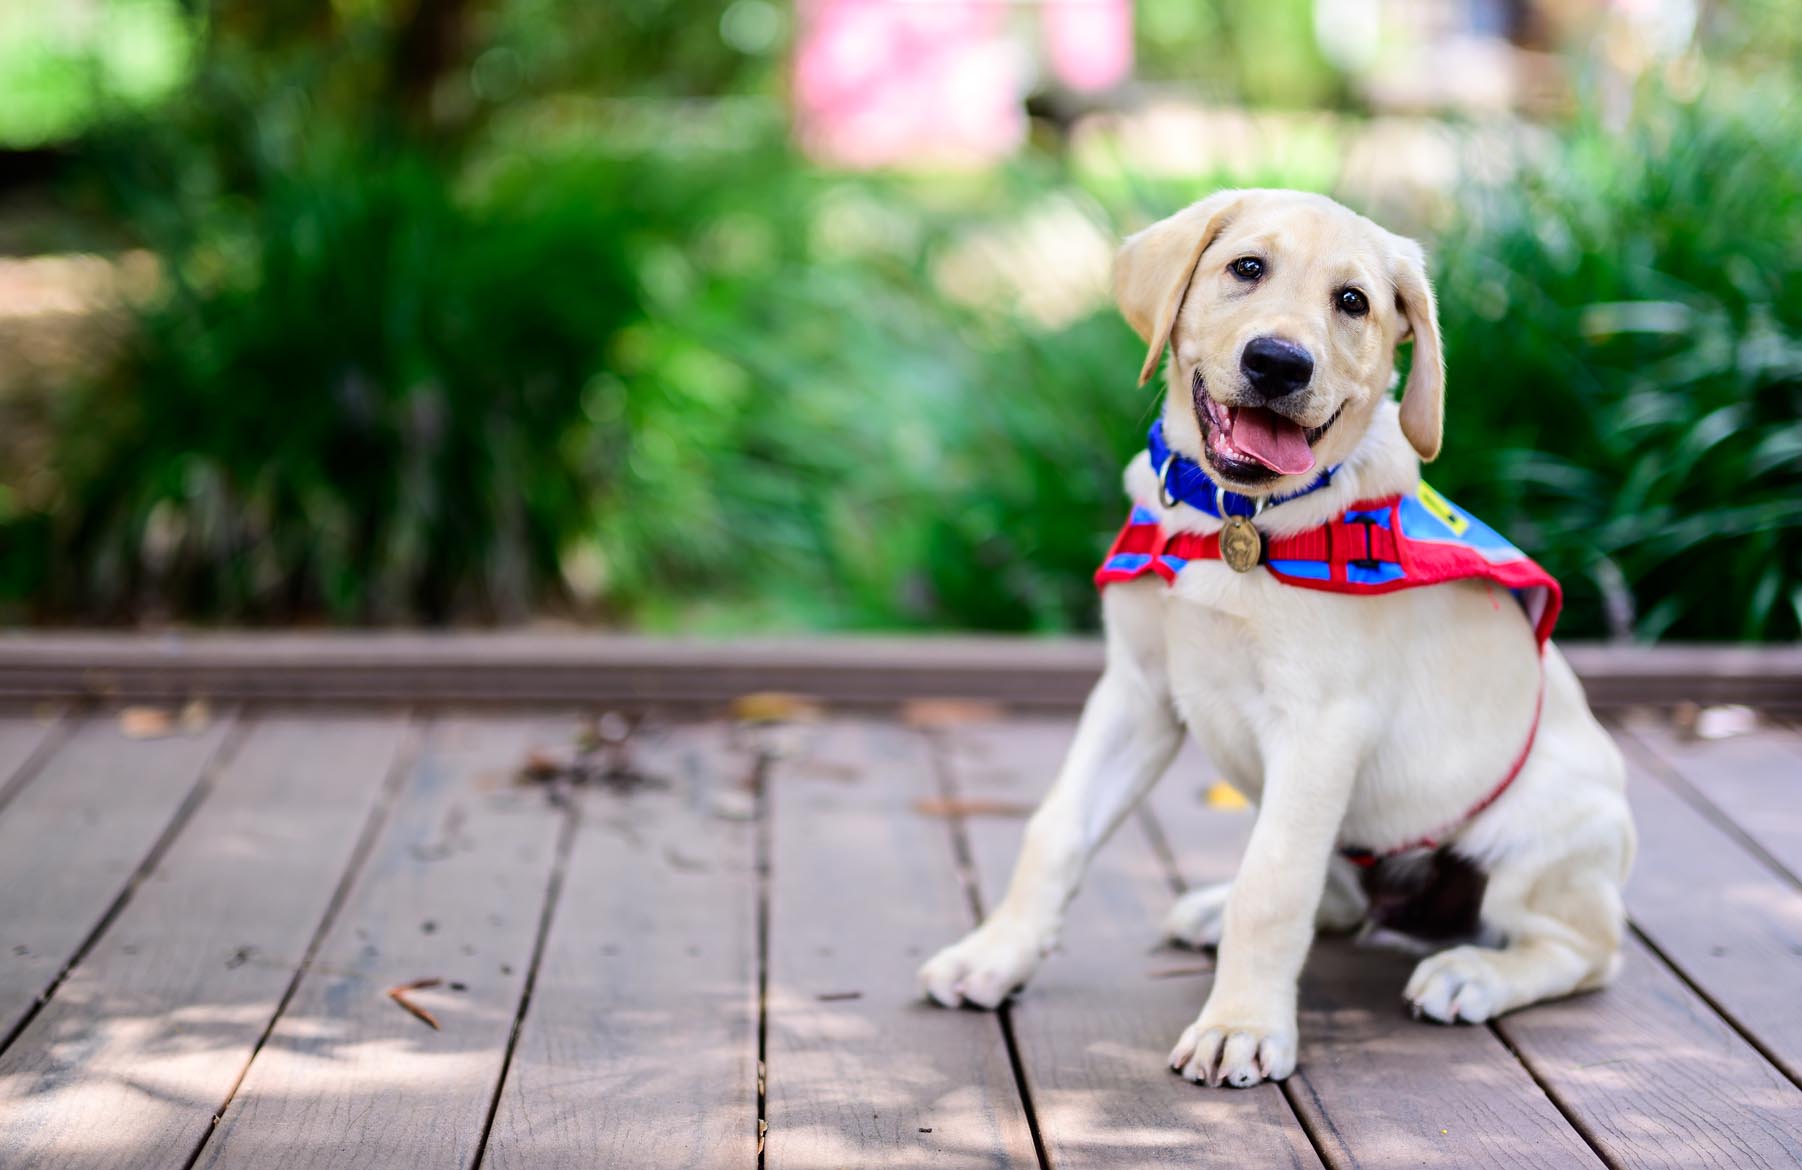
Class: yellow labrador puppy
918,190,1634,1089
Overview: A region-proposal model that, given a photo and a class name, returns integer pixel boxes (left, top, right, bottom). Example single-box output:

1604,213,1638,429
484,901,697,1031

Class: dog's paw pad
1405,946,1509,1024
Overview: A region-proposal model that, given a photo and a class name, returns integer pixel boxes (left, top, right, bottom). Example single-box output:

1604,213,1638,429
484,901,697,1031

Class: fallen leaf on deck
912,797,1034,818
586,710,633,750
120,702,211,739
900,698,1005,727
731,692,823,724
664,845,709,872
1146,963,1213,979
520,748,571,780
1672,701,1760,741
516,719,664,797
119,707,174,739
711,789,756,821
1205,781,1249,810
387,978,444,1030
1697,704,1758,740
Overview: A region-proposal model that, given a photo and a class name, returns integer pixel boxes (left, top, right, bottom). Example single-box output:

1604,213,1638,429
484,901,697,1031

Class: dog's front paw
917,921,1047,1010
1168,1010,1298,1088
1404,944,1512,1024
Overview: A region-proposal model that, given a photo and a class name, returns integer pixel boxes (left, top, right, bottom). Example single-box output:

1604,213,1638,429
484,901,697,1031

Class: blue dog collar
1146,418,1337,519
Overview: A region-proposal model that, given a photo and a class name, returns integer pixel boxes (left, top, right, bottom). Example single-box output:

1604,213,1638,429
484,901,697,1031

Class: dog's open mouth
1193,376,1343,480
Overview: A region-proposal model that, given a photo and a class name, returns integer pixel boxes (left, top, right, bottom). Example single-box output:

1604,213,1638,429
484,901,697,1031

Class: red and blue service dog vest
1096,481,1563,862
1095,481,1561,648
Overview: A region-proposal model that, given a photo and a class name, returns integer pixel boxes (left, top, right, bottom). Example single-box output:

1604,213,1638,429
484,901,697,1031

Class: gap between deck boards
918,728,1053,1170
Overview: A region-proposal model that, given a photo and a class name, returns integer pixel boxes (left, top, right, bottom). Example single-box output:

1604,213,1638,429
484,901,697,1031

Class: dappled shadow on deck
0,705,1799,1168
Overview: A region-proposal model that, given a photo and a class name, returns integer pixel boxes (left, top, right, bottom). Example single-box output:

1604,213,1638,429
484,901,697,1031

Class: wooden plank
0,706,64,813
1495,934,1802,1170
0,712,236,1044
483,723,760,1170
1619,737,1802,1082
1139,731,1603,1170
942,721,1322,1170
191,714,576,1170
0,633,1107,711
0,633,1794,712
1624,720,1802,883
0,714,412,1170
1283,944,1599,1169
762,720,1039,1170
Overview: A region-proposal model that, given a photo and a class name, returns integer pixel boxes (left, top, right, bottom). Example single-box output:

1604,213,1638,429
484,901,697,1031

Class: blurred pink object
1042,0,1132,93
793,0,1022,167
793,0,1133,168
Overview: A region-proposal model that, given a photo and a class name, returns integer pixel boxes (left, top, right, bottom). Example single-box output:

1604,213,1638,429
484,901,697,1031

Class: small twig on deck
518,712,668,802
387,977,444,1030
912,796,1034,818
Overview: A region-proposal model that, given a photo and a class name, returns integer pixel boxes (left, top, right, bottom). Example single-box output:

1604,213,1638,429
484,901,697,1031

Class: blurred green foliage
1429,82,1802,641
0,1,195,148
1137,0,1342,108
42,148,633,622
1,4,1798,639
16,107,1154,628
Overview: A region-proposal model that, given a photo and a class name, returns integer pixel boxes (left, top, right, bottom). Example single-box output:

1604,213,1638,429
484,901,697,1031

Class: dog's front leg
1169,711,1363,1087
919,605,1182,1009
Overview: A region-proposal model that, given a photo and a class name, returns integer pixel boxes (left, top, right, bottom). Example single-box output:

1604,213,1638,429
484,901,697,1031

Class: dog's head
1114,189,1443,492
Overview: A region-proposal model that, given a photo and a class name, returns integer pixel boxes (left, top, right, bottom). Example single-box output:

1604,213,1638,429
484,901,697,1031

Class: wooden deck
1,678,1800,1166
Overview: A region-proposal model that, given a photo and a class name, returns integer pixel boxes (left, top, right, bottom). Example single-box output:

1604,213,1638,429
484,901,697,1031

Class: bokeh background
0,0,1797,640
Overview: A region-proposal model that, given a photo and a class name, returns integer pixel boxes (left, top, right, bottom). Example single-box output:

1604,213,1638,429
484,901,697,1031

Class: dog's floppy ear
1114,191,1243,387
1390,235,1444,462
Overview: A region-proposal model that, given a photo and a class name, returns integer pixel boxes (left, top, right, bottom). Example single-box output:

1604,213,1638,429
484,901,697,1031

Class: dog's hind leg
1404,795,1632,1024
1164,854,1369,949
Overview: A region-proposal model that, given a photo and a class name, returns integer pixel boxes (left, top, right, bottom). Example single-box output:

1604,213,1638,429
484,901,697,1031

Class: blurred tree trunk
0,147,68,195
202,0,480,141
390,0,474,129
206,0,335,57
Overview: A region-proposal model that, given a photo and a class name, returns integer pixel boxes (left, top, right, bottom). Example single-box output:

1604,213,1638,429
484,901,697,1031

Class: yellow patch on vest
1417,481,1470,536
1205,781,1250,810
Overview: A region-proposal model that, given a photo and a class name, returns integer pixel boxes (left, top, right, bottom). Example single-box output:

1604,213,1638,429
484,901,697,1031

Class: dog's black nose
1241,336,1314,400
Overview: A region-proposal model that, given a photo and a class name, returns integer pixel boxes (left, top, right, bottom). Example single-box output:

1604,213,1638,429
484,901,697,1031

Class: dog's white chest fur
1156,559,1541,852
1122,410,1547,851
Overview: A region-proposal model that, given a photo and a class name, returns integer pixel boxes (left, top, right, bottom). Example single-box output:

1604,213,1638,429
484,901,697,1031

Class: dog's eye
1336,288,1369,317
1230,257,1264,282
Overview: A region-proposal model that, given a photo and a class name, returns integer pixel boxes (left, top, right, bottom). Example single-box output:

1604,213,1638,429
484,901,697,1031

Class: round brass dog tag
1220,516,1262,572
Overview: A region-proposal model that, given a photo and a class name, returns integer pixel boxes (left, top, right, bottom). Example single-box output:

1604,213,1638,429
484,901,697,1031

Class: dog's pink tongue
1229,407,1315,475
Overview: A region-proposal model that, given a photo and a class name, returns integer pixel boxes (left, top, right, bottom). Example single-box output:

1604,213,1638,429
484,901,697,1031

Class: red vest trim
1095,484,1561,647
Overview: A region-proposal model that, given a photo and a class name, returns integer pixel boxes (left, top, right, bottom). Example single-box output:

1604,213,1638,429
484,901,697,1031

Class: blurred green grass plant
1428,79,1802,640
5,74,1798,638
